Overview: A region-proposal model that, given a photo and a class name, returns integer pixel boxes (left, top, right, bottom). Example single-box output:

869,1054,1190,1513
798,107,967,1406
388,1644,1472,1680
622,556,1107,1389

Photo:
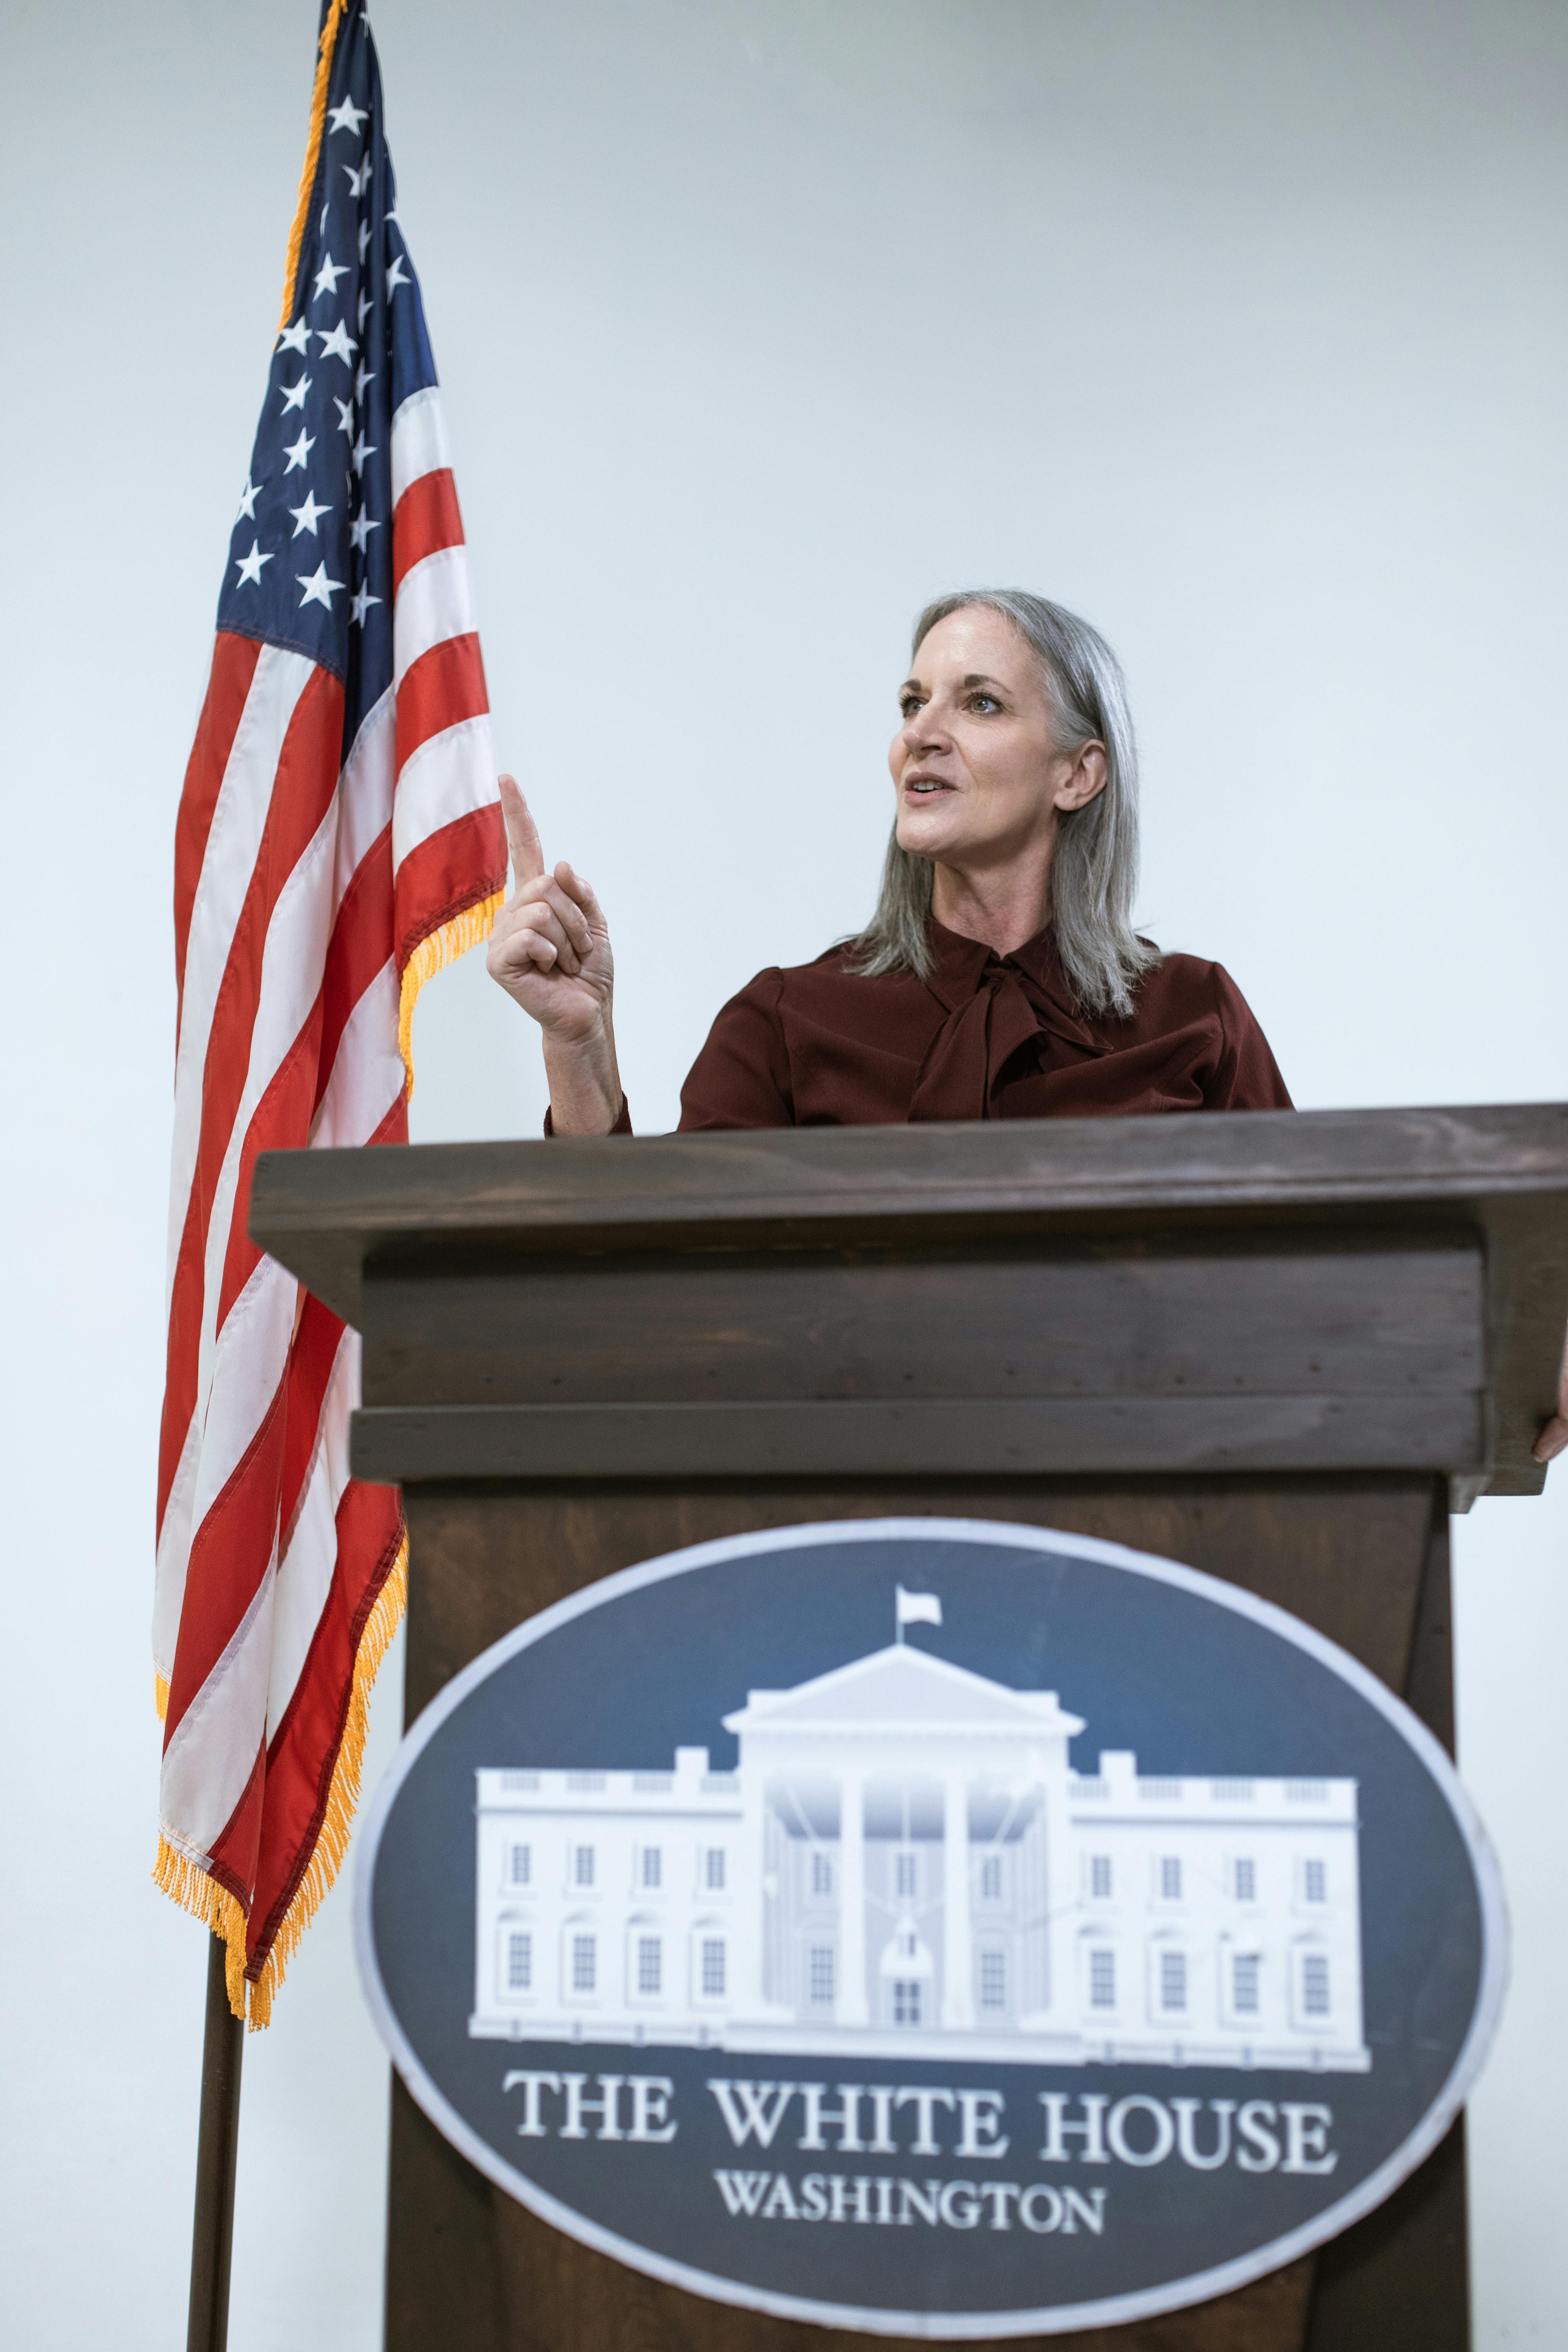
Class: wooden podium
252,1102,1568,2352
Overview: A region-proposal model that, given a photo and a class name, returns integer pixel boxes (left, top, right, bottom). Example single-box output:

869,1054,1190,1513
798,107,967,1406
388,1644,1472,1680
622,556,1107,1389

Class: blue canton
218,0,439,756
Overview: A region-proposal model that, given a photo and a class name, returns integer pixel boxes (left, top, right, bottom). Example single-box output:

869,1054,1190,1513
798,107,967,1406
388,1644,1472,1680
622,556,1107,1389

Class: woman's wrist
542,1019,623,1135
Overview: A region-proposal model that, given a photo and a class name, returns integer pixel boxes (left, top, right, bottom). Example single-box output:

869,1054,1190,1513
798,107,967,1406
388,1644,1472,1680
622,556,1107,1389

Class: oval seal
355,1518,1506,2338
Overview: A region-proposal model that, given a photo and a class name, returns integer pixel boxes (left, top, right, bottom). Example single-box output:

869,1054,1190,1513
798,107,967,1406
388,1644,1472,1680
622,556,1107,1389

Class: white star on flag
327,93,367,135
236,473,261,522
349,508,379,552
385,252,410,292
280,373,313,413
334,396,355,436
344,155,371,198
288,491,333,538
233,540,272,588
282,427,316,472
317,318,357,366
313,250,348,300
351,582,381,625
277,315,311,356
296,561,344,611
352,429,376,475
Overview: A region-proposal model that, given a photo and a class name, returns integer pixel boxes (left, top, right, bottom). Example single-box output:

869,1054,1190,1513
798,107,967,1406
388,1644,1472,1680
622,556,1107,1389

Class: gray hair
846,589,1159,1018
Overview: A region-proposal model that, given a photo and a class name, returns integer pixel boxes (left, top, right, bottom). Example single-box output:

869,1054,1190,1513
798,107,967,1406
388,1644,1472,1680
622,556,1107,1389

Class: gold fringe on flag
154,1672,170,1724
151,1535,409,2027
244,1534,408,2028
277,0,349,334
397,891,506,1099
154,1834,253,2021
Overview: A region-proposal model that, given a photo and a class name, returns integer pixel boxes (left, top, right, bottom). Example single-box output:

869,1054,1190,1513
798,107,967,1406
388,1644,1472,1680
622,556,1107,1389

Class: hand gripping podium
251,1102,1568,2352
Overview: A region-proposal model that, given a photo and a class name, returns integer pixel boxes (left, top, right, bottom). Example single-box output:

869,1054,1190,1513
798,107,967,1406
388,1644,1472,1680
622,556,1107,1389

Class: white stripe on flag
166,646,315,1313
309,959,404,1150
390,384,450,507
159,1527,280,1857
266,1329,359,1740
392,543,476,690
391,714,497,874
153,1404,202,1684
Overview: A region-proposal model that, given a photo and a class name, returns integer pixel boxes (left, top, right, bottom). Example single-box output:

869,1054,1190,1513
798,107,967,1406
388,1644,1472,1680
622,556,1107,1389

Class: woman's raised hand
486,775,623,1132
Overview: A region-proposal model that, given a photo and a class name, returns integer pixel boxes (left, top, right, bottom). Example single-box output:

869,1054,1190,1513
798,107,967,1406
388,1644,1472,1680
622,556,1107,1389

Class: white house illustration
470,1611,1367,2072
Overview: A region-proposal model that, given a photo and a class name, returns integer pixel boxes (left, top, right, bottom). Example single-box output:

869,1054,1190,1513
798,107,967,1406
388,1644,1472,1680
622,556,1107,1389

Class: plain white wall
1,1,1563,2344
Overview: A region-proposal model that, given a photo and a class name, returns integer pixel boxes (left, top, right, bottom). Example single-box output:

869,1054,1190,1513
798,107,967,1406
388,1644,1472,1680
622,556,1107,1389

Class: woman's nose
901,705,951,755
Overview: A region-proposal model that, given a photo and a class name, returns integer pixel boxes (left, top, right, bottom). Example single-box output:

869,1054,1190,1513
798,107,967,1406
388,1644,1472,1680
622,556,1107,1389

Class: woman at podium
487,589,1290,1134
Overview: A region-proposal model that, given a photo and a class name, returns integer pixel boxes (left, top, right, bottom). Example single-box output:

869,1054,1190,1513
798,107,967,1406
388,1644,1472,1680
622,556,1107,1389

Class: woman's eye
899,695,924,718
968,692,1001,713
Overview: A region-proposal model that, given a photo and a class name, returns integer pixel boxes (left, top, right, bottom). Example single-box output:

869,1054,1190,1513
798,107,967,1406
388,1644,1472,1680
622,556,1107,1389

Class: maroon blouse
671,921,1290,1128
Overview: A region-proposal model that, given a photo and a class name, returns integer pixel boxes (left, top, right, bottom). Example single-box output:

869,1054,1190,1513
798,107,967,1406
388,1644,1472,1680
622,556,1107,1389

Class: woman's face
887,605,1106,872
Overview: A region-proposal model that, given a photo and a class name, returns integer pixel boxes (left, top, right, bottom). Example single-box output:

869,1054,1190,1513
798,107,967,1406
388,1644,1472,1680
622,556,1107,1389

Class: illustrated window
808,1945,836,2005
572,1845,595,1889
570,1933,596,1994
1234,1857,1257,1903
640,1847,662,1890
892,1979,923,2027
980,1854,1004,1902
1089,1948,1116,2009
1303,1858,1327,1904
811,1851,833,1898
705,1848,727,1892
505,1931,532,1992
1158,1856,1183,1902
701,1938,727,1998
978,1950,1007,2011
1089,1854,1112,1900
895,1849,918,1899
1301,1952,1331,2018
1232,1952,1261,2014
508,1842,531,1888
1158,1948,1188,2014
636,1936,661,1996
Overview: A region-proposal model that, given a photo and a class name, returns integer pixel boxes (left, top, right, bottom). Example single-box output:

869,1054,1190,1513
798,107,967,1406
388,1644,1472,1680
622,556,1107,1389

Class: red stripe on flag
394,632,488,776
174,632,262,1045
216,997,323,1333
278,1292,346,1550
246,1479,404,1973
157,664,344,1538
393,800,507,973
277,1089,404,1552
314,823,395,1116
162,1371,288,1745
205,1739,267,1922
391,467,464,600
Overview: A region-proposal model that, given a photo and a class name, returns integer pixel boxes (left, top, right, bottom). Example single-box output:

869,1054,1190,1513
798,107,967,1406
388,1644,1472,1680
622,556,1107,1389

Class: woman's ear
1053,740,1110,811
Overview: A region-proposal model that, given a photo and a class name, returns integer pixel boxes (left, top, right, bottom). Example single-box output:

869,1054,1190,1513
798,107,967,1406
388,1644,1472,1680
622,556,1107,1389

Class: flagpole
187,1935,244,2352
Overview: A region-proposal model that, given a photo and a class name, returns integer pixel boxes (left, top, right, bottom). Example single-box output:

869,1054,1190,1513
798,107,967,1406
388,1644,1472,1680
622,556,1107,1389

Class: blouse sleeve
1206,964,1293,1110
679,968,795,1129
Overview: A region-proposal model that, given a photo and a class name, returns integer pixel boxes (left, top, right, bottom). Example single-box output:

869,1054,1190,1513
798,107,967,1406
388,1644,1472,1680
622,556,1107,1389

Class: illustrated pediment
722,1644,1085,1738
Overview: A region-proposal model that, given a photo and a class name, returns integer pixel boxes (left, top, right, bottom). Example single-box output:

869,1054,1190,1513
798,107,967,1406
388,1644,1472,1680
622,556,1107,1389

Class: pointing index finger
499,773,545,888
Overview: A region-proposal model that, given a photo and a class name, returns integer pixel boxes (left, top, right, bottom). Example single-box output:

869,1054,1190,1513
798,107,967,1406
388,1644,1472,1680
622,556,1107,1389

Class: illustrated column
942,1768,974,2029
836,1765,870,2026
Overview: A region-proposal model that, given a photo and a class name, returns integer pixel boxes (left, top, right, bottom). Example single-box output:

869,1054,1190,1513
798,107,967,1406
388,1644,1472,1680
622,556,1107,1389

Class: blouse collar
922,916,1110,1057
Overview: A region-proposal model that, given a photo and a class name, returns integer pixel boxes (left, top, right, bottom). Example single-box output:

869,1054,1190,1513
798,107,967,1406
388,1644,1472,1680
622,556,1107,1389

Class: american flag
154,0,504,2024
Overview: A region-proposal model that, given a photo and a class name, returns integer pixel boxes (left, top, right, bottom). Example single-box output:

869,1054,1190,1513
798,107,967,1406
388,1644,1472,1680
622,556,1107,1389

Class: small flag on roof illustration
895,1585,943,1638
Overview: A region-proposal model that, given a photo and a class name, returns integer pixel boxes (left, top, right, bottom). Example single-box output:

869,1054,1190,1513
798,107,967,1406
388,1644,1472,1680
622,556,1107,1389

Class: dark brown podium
252,1102,1568,2352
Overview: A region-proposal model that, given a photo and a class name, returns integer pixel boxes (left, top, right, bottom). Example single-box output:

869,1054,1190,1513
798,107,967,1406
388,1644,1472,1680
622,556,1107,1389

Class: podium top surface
249,1106,1568,1502
253,1102,1568,1305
